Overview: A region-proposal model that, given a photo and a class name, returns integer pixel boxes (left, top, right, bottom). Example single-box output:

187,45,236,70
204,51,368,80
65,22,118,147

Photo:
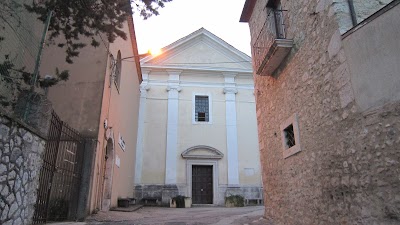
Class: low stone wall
218,186,263,206
0,114,46,225
134,184,263,206
134,184,179,206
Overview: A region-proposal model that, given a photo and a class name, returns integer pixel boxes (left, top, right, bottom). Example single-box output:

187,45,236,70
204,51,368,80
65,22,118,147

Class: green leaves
38,68,69,88
55,67,69,81
0,58,69,88
25,0,172,64
90,38,100,47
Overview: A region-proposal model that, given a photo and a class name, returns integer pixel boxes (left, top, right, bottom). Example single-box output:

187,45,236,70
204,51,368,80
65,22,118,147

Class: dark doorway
192,165,213,204
101,139,114,210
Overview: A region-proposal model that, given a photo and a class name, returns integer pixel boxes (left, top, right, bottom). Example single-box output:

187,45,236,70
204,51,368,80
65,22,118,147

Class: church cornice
141,65,252,74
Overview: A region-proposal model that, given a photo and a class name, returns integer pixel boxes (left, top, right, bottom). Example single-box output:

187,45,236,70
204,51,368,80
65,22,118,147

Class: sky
132,0,251,56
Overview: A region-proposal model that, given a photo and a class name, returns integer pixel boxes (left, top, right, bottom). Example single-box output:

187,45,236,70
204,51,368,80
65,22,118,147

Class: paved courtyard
50,206,271,225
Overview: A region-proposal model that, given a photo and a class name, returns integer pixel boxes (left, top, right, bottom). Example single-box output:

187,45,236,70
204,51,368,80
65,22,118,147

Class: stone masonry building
241,0,400,224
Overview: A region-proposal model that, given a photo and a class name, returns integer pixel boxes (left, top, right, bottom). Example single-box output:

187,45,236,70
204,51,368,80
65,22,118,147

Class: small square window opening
280,113,301,159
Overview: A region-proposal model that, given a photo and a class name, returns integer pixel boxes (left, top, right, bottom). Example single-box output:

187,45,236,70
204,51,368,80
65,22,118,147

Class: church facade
134,28,262,205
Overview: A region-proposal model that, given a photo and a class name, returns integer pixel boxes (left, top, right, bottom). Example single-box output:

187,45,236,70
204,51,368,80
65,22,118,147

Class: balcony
252,8,293,76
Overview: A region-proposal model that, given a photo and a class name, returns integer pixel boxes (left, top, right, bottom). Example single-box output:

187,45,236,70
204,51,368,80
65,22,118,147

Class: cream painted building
42,17,142,213
134,28,262,205
1,0,142,219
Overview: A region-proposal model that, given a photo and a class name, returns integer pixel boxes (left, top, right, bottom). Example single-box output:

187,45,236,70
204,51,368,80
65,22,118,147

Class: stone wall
352,0,393,23
332,0,395,33
247,0,400,224
223,186,263,206
134,184,179,206
0,113,46,225
318,102,400,224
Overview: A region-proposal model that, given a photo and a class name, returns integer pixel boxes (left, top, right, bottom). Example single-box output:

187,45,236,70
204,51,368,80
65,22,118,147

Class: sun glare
149,48,162,56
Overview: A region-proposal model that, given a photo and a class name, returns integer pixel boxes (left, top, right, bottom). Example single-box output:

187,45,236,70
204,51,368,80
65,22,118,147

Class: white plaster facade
134,28,262,205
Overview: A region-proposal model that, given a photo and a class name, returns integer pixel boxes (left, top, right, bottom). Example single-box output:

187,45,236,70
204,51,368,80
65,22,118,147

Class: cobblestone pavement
49,206,272,225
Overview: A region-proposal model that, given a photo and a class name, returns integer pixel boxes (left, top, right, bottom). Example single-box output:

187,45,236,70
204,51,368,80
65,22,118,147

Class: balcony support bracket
256,39,294,76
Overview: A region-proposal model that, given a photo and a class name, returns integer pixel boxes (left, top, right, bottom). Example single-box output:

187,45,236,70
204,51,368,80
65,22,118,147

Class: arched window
114,50,122,91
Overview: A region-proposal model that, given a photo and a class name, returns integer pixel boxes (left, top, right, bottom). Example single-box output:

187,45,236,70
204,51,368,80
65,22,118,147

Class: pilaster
223,72,239,185
134,71,150,184
165,70,182,184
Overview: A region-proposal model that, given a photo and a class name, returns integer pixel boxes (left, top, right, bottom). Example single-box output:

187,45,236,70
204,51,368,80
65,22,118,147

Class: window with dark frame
283,124,295,148
195,96,209,122
267,0,286,39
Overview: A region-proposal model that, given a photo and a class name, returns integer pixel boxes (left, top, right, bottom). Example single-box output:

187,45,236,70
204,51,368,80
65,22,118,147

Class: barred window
280,113,302,159
283,124,295,148
195,96,209,122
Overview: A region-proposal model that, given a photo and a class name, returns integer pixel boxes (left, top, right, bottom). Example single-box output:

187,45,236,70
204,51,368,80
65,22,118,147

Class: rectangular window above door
195,96,209,122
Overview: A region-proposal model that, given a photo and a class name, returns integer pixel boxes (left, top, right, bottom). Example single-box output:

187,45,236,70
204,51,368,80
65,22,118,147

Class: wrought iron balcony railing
252,8,293,76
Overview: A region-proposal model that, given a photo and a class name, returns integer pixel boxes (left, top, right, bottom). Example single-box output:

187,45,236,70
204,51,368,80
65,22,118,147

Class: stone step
109,204,143,212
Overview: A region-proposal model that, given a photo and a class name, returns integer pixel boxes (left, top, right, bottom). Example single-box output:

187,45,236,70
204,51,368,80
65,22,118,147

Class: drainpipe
348,0,357,26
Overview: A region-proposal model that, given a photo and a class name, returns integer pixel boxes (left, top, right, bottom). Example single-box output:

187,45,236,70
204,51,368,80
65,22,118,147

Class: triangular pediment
181,145,224,159
141,28,252,71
